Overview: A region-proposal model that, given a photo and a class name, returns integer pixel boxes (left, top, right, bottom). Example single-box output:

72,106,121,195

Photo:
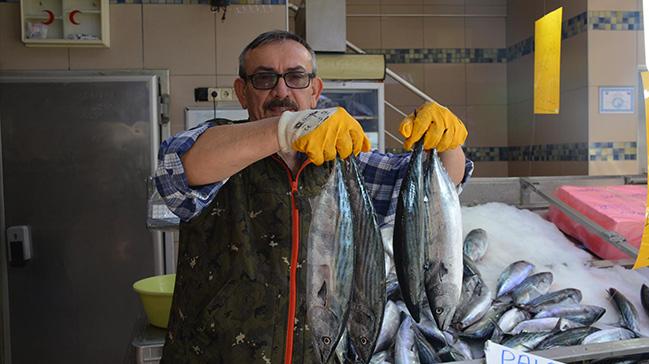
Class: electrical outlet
220,87,234,101
207,88,220,102
207,87,235,102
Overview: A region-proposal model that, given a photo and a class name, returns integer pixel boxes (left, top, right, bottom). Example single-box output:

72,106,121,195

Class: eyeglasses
244,71,315,90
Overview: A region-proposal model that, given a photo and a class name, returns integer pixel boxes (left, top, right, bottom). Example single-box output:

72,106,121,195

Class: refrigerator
319,81,385,152
0,71,169,364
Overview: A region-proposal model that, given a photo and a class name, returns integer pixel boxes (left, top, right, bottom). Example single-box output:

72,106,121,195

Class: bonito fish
393,141,427,322
463,228,488,262
608,288,641,336
306,159,355,364
343,158,386,363
495,260,535,298
422,149,463,330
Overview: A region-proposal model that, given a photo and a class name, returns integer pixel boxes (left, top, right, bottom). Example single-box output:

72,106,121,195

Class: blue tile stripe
589,141,637,161
364,48,508,64
388,141,637,162
590,11,642,31
465,143,590,162
357,11,642,64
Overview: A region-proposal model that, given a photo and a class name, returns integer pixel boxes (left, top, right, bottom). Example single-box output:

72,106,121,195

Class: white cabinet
20,0,109,47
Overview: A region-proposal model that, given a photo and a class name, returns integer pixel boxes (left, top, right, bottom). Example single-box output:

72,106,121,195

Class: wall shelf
20,0,110,47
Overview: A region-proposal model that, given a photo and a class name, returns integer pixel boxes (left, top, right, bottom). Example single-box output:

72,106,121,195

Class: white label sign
599,86,634,113
485,341,564,364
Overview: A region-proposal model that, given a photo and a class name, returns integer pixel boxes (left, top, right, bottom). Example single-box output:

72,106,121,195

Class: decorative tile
590,11,642,31
589,141,637,161
388,143,595,162
361,10,642,65
464,146,506,162
503,143,589,162
365,48,508,64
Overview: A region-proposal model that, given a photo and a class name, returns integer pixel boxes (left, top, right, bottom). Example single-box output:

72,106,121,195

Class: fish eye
322,336,331,345
360,337,368,345
435,307,444,315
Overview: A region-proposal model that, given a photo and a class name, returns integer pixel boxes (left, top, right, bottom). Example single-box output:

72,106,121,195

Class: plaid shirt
154,120,474,227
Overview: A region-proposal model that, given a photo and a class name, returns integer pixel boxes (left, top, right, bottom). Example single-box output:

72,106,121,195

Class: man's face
234,40,323,121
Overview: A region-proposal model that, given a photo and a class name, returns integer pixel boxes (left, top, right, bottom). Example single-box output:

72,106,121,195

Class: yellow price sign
534,7,562,115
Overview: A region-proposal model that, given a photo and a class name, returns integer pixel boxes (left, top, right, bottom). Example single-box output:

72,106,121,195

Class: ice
381,202,649,335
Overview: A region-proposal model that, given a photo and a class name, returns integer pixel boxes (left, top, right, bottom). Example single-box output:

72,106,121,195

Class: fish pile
351,228,649,363
306,147,648,364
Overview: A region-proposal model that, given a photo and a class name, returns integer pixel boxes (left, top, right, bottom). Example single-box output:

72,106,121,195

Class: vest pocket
195,274,281,362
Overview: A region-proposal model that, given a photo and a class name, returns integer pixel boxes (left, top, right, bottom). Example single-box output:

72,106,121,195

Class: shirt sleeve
153,121,225,222
357,150,474,228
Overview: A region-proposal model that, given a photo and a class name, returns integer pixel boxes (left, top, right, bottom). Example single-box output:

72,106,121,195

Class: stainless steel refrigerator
0,71,170,364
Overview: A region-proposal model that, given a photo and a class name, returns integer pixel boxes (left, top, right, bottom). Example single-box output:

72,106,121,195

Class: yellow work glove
399,102,468,152
277,107,371,165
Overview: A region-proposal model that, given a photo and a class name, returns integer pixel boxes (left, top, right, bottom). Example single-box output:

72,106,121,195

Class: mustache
264,98,299,111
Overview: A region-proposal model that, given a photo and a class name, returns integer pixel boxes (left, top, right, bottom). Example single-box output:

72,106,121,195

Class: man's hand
399,102,468,152
278,107,371,165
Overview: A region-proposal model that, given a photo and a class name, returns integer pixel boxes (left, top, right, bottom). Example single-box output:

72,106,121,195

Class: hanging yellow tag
633,72,649,269
534,7,562,114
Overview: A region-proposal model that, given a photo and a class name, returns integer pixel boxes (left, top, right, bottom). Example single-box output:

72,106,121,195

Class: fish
306,159,355,364
393,141,427,322
463,228,488,262
453,275,492,330
343,158,387,362
501,331,553,352
608,288,641,336
497,307,531,334
460,301,511,339
437,343,470,362
422,148,463,330
495,261,535,298
415,303,447,349
373,301,401,354
534,326,600,350
534,304,606,326
450,338,473,360
463,254,482,278
582,327,637,344
511,272,553,305
385,273,401,302
509,317,583,335
641,284,649,318
394,314,420,364
369,350,392,364
522,288,583,314
333,331,363,364
412,325,441,364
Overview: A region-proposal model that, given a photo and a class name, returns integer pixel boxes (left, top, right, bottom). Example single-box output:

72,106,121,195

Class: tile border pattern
387,141,637,162
589,141,637,161
364,48,508,64
362,11,641,64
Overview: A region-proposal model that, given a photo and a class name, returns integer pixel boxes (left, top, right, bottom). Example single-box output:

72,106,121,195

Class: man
155,30,471,363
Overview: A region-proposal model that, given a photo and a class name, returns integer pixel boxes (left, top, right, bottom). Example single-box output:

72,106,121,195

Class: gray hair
238,30,317,79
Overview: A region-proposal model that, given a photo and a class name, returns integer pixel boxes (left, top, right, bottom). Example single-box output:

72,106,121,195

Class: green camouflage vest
162,151,335,364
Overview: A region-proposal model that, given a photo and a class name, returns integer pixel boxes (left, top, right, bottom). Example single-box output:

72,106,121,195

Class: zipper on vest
272,155,310,364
